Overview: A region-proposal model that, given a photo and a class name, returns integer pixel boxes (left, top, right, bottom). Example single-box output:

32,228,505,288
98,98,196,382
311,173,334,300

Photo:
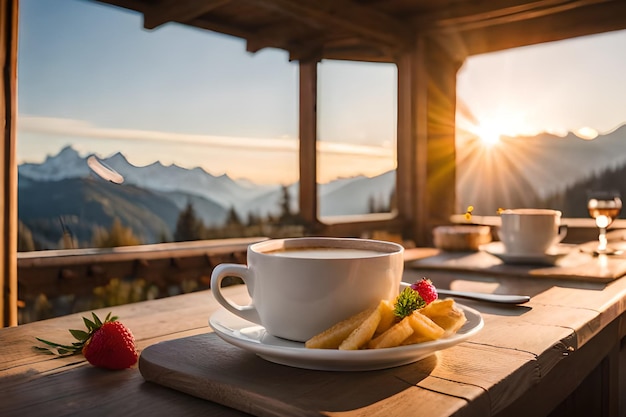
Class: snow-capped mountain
19,146,280,215
19,146,92,180
18,146,396,220
19,122,626,226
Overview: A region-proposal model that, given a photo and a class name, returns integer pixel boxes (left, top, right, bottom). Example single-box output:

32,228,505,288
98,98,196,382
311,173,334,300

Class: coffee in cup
498,208,566,255
210,237,404,342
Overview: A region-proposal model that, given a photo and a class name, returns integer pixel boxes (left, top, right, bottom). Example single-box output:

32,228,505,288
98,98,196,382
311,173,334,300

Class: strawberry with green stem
410,278,438,304
35,312,138,370
394,278,439,319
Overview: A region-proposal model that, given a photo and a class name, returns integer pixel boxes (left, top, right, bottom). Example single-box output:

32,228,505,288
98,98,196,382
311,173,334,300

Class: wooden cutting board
138,332,506,417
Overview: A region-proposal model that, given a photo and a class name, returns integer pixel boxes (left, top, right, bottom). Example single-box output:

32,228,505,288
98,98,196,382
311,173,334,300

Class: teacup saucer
209,307,483,371
479,241,573,266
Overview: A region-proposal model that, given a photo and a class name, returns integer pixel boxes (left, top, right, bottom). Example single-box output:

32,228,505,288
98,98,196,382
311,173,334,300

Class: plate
480,241,573,265
209,305,483,372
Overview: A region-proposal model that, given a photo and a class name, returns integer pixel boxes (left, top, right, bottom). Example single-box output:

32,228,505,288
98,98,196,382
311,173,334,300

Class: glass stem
598,227,608,252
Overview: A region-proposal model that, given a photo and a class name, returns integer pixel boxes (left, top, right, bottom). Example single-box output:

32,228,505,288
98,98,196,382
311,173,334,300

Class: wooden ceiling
93,0,626,63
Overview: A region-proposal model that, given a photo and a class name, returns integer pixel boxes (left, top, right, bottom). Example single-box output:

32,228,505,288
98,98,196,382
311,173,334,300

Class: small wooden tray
138,332,492,417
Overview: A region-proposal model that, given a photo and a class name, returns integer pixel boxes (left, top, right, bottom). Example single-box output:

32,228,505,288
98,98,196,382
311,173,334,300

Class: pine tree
225,206,242,226
279,185,291,219
174,202,204,241
278,185,302,225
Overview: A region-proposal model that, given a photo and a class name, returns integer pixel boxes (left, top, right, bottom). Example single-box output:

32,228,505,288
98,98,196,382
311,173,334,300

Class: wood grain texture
0,0,18,328
2,273,626,416
139,333,479,417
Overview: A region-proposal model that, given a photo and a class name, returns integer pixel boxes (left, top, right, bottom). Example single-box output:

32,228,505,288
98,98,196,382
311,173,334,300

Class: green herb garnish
393,287,426,319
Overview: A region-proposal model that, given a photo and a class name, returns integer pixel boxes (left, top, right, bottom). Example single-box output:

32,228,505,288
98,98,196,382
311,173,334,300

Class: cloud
18,115,394,158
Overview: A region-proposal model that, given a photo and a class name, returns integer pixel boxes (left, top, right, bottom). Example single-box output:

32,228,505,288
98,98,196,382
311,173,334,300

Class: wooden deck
3,243,626,416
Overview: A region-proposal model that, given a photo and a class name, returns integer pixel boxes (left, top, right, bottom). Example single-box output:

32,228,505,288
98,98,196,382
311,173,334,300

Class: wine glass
587,190,622,255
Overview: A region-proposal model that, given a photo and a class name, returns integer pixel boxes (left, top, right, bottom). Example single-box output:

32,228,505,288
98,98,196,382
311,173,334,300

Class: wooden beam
397,34,462,247
459,0,626,55
245,22,316,55
248,0,413,49
423,41,462,243
310,46,392,63
143,0,231,30
414,0,610,33
413,39,430,247
395,51,418,244
1,0,18,327
298,61,319,230
246,22,396,62
185,16,257,43
447,0,609,34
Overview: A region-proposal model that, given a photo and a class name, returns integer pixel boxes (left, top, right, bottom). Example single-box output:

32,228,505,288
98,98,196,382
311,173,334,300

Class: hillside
18,176,181,248
540,163,626,218
455,124,626,215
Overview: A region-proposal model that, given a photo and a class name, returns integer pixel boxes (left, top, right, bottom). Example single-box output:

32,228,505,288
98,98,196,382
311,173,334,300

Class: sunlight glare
475,124,502,147
469,111,534,148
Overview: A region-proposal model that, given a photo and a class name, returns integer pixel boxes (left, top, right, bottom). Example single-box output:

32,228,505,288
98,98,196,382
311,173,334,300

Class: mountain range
17,123,626,248
456,124,626,214
18,146,395,247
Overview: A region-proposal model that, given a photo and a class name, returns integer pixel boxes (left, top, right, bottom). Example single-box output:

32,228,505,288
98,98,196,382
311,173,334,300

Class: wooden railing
14,218,614,324
17,237,266,324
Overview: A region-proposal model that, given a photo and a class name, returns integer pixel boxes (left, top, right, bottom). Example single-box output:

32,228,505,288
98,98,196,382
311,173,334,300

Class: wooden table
2,250,626,417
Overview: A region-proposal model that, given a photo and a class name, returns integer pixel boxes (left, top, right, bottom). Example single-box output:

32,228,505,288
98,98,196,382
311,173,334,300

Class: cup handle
210,263,261,325
556,224,568,243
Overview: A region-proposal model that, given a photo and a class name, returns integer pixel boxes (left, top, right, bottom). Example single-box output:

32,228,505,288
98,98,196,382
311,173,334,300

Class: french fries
305,306,376,349
375,299,396,336
369,316,414,349
305,296,467,350
401,311,444,345
338,302,383,350
420,298,467,336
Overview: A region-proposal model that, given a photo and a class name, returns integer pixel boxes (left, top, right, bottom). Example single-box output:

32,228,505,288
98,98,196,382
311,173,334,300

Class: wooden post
397,35,464,246
0,0,18,327
423,39,463,239
396,47,419,244
298,60,319,231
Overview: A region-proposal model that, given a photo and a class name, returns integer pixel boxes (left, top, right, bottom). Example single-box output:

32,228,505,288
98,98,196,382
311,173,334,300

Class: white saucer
208,306,483,372
480,241,573,265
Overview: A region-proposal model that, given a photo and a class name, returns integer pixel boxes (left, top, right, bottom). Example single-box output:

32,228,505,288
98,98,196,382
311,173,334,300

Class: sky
457,30,626,140
16,0,626,184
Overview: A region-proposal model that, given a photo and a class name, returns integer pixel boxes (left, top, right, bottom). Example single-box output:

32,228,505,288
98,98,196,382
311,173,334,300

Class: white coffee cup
210,237,404,342
498,208,567,255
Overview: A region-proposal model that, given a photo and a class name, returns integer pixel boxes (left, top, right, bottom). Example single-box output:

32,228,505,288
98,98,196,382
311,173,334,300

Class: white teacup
210,237,404,342
498,208,567,255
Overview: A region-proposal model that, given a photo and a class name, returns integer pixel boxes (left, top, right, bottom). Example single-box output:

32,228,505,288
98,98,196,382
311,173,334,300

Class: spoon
436,289,530,305
400,282,530,304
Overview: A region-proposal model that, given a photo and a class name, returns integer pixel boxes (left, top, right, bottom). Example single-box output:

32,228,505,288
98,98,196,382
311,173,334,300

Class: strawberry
35,312,138,370
410,278,438,304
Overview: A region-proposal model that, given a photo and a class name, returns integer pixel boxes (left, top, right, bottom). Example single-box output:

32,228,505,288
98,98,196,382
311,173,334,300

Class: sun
470,111,535,147
468,118,510,148
474,123,502,147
